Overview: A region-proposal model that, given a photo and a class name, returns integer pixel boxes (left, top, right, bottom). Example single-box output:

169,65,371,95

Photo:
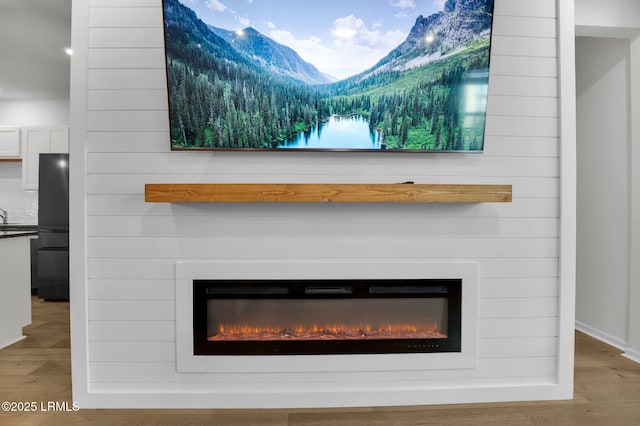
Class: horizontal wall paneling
85,153,559,177
77,0,566,407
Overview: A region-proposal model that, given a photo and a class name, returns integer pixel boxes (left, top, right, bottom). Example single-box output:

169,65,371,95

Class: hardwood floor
1,296,639,425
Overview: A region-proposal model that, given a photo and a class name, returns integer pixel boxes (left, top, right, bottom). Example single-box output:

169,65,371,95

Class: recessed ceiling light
65,47,73,56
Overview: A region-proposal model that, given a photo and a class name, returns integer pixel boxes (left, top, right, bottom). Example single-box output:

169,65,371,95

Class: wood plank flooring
0,296,639,425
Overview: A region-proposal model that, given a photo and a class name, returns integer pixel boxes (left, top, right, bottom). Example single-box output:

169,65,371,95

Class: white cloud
268,29,341,74
433,0,446,9
330,15,404,50
390,0,416,9
331,15,375,48
266,16,406,80
269,30,326,56
205,0,227,12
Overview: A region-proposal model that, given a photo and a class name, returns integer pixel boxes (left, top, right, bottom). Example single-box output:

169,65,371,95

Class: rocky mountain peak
369,0,493,73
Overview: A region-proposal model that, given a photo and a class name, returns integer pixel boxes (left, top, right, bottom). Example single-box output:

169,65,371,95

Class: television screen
162,0,494,152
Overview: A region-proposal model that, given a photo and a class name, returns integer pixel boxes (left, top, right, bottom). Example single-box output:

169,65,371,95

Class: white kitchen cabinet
21,126,69,190
0,127,20,158
0,234,32,349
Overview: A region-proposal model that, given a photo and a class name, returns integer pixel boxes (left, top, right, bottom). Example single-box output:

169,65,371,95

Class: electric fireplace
193,279,462,355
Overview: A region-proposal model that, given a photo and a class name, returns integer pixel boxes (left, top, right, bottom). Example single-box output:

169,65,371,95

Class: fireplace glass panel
207,298,448,341
207,298,447,341
194,279,461,355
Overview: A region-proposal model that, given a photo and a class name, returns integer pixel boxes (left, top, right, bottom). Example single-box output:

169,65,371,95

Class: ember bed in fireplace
193,279,461,355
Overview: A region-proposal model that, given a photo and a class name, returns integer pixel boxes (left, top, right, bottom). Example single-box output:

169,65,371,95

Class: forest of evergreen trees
166,26,490,151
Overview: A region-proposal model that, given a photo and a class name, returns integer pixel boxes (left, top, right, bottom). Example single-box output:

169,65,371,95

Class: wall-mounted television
162,0,494,152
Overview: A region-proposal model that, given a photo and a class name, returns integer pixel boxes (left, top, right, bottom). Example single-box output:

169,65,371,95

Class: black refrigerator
31,153,69,300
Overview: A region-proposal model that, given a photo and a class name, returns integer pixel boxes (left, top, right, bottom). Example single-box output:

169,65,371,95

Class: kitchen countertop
0,227,33,349
0,225,38,239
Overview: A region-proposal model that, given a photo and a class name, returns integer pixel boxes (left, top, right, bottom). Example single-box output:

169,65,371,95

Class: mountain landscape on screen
162,0,494,151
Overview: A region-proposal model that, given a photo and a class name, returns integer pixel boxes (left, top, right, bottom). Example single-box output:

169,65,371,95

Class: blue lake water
277,115,382,150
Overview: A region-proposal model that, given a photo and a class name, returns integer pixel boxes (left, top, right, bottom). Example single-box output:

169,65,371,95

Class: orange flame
210,322,445,341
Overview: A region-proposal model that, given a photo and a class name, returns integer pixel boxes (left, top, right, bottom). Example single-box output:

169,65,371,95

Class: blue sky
178,0,447,79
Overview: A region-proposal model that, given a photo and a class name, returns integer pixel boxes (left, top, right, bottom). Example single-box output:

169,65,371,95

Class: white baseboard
575,321,627,351
0,334,26,350
576,322,640,365
623,347,640,364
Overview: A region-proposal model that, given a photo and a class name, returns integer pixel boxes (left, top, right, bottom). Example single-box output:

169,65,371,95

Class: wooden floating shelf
145,183,512,204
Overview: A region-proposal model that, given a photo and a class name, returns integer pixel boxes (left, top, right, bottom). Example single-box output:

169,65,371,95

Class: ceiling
0,0,72,100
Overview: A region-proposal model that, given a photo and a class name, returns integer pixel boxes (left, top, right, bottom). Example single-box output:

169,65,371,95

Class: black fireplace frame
193,279,462,356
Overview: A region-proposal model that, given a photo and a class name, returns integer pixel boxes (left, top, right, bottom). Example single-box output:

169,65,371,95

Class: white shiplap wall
76,0,566,408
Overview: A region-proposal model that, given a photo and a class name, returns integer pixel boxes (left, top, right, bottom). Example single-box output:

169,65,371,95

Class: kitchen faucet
0,208,7,224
